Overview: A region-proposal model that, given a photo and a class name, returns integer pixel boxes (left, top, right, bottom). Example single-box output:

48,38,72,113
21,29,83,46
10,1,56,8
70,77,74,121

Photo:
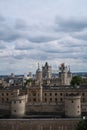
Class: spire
38,63,40,69
68,65,70,72
37,63,41,72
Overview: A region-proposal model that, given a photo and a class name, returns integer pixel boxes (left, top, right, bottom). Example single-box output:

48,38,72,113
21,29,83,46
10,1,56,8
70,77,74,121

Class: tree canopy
70,76,82,86
24,78,33,85
76,119,87,130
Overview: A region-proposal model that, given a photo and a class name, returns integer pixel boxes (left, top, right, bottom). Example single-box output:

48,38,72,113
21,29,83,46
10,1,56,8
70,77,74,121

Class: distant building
0,62,86,118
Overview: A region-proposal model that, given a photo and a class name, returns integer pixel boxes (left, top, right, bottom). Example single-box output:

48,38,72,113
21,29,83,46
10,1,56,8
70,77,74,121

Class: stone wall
26,104,64,113
0,119,80,130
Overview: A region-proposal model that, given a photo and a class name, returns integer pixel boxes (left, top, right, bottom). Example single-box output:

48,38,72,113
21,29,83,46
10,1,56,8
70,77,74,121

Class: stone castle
0,62,87,118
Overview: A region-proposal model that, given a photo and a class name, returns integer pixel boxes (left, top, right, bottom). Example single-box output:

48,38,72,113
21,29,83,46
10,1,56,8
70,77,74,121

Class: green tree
70,76,82,86
76,119,87,130
25,78,33,85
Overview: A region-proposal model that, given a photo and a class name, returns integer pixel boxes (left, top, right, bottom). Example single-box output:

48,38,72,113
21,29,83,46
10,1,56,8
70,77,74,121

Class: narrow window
55,93,57,96
55,98,57,102
60,98,63,102
50,93,52,96
72,100,73,103
60,93,62,96
2,93,4,96
6,93,9,96
45,98,47,102
45,93,47,96
50,98,52,102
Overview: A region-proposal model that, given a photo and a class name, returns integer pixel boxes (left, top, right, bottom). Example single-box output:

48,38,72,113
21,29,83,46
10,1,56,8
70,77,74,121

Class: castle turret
65,93,81,118
11,89,28,117
42,62,52,79
36,63,42,81
59,63,72,85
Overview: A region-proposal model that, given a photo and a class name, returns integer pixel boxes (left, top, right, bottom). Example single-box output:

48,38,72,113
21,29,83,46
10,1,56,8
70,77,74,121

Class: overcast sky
0,0,87,75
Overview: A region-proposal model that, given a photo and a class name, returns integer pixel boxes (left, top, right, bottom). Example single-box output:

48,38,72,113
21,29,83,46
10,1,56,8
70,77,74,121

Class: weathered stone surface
0,119,80,130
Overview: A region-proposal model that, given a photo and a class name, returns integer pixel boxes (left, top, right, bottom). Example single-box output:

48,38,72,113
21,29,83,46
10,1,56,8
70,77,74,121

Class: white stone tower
59,63,72,85
65,93,81,117
11,89,28,117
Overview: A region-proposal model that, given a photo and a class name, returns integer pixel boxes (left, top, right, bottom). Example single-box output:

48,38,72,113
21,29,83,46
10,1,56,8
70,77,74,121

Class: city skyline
0,0,87,74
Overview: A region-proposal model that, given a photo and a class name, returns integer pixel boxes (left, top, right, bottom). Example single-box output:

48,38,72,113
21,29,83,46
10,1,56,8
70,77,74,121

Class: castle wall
26,103,64,113
65,95,81,117
0,103,10,110
0,119,80,130
11,95,28,117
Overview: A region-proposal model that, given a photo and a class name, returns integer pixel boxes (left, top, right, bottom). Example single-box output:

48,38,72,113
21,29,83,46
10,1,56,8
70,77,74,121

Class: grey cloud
14,39,34,50
0,41,6,49
13,54,27,60
0,14,5,22
72,30,87,41
15,19,29,30
0,15,61,44
0,19,57,43
55,17,87,32
0,24,22,42
28,35,56,43
0,32,21,42
44,49,72,54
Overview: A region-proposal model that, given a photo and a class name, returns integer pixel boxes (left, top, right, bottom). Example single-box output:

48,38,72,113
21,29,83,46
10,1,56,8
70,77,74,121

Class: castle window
71,100,73,103
7,98,8,101
33,98,36,102
45,93,47,96
55,98,57,102
14,110,16,112
83,98,85,102
82,93,85,96
60,98,63,102
50,93,52,96
45,98,47,102
2,93,4,96
6,93,9,96
78,106,79,108
50,98,52,102
60,93,62,96
55,93,57,96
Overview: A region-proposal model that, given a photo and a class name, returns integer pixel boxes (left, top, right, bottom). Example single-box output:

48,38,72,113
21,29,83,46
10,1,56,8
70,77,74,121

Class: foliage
25,78,33,85
76,119,87,130
70,76,82,86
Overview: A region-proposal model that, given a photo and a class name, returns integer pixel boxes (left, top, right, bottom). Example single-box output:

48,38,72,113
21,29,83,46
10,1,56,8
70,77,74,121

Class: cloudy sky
0,0,87,75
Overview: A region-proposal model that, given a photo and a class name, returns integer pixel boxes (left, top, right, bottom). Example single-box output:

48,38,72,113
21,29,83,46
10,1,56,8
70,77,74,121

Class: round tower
11,90,28,117
65,94,81,118
36,63,42,81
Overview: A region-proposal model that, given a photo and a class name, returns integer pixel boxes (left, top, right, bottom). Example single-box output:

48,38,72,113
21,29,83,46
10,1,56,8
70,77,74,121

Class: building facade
0,62,86,118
